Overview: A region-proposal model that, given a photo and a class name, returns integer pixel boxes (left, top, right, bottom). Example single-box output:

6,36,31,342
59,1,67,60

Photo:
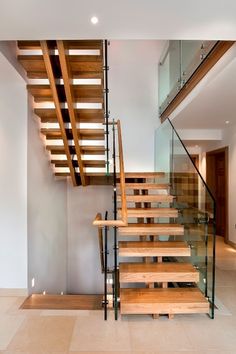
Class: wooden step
47,145,106,155
28,84,104,103
117,183,170,190
51,159,105,168
18,56,103,78
118,208,178,218
35,108,104,123
118,223,184,236
125,172,165,178
55,172,107,177
119,262,199,283
117,195,174,203
18,40,103,50
120,288,209,315
119,241,190,257
41,128,105,140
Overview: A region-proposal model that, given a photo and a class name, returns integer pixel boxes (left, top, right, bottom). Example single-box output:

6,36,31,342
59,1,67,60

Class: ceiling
1,0,236,40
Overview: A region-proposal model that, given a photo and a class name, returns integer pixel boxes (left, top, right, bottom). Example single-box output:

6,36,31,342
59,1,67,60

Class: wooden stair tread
41,128,105,140
123,172,165,178
117,183,170,190
55,172,107,177
28,84,103,99
118,223,184,235
35,108,104,123
47,145,106,155
120,288,209,315
120,262,197,273
119,262,199,283
117,195,174,203
18,56,103,78
18,40,103,50
120,288,207,303
51,159,105,168
119,241,190,257
119,208,178,218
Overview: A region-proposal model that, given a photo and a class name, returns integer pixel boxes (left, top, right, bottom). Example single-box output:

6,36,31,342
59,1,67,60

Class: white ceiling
172,44,236,131
1,0,236,40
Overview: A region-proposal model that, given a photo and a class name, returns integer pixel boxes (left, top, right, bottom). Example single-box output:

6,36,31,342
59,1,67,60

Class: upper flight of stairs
17,40,107,186
117,172,209,318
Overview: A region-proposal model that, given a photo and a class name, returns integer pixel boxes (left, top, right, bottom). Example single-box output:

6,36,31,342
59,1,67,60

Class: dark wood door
215,153,226,237
206,148,228,240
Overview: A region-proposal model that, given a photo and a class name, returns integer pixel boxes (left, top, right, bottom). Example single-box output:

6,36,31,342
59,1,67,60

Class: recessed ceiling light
91,16,99,25
225,120,230,124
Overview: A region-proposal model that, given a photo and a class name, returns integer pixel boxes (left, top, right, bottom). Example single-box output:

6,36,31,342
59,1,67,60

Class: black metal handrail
112,119,118,320
103,40,110,175
104,211,108,320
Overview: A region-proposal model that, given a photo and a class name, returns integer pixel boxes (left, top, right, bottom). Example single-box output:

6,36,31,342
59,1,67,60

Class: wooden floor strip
20,294,103,310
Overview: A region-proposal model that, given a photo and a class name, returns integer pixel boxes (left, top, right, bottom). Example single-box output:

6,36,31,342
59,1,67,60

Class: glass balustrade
159,40,217,116
155,118,216,318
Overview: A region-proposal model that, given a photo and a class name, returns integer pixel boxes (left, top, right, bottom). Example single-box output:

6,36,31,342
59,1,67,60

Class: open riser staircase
17,40,108,186
93,119,216,320
17,40,215,320
117,173,209,317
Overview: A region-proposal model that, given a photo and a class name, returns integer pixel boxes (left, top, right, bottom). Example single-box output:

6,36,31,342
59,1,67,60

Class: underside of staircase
17,40,108,186
117,172,209,318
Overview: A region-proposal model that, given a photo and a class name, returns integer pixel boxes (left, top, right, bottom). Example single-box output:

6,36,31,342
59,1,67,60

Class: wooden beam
160,41,235,122
93,213,127,227
57,40,87,186
40,41,78,186
117,119,128,224
92,120,128,227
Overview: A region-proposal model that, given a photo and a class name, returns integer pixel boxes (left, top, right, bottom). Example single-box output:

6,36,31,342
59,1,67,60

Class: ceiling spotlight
91,16,99,25
225,120,230,124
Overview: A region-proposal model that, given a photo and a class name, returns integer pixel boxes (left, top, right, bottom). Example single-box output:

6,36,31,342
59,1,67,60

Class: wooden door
206,148,228,241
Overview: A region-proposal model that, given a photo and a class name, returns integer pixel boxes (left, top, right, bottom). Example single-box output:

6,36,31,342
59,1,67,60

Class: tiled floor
1,237,236,354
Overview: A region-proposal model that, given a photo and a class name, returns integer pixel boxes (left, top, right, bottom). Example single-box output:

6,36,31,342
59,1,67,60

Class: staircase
116,172,209,317
17,40,108,186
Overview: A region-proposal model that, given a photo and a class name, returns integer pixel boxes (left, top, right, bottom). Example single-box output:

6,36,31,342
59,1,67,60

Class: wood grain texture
40,40,77,186
118,207,178,218
20,294,103,310
119,241,190,257
123,172,165,178
117,120,128,224
118,223,184,236
119,262,199,283
120,288,209,315
117,183,170,190
118,195,174,203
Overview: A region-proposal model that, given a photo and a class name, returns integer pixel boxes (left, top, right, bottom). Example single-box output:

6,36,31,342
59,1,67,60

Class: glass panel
155,119,216,318
159,41,181,114
181,40,217,84
158,40,217,116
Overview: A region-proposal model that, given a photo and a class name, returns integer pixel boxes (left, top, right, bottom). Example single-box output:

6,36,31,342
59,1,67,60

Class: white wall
27,98,68,294
0,53,27,290
109,40,164,172
67,185,113,294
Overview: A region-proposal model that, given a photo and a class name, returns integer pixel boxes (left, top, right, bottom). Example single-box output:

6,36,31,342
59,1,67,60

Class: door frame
206,146,229,243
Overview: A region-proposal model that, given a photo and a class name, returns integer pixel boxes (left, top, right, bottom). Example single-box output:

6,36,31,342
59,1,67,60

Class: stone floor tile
7,316,75,353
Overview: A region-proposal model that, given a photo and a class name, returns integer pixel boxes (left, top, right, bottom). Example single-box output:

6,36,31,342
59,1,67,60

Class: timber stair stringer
17,40,107,185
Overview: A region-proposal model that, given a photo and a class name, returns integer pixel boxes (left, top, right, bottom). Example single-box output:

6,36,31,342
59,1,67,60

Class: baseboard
227,240,236,249
0,288,28,296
